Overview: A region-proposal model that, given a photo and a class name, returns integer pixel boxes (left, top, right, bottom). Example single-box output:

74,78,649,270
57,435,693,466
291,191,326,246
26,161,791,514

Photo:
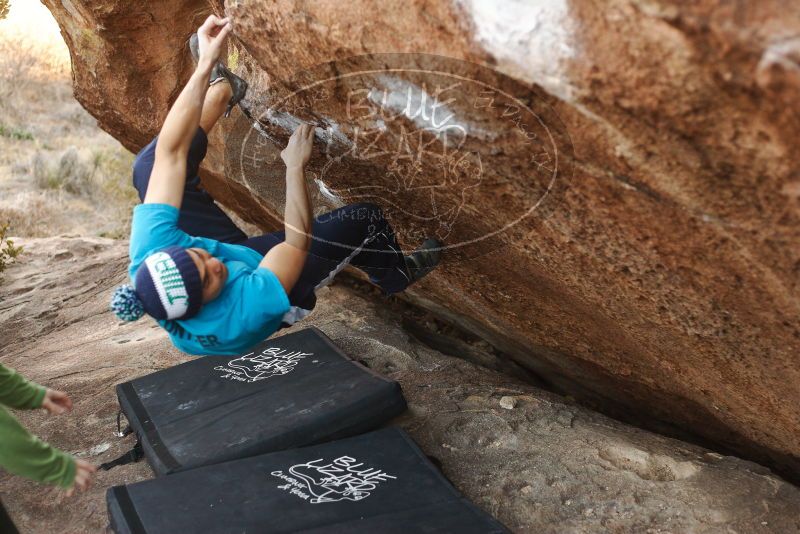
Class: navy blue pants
132,128,411,321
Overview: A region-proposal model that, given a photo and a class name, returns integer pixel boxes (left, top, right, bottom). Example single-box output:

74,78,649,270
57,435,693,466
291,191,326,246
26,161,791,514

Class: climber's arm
143,68,212,208
144,15,231,209
260,124,315,294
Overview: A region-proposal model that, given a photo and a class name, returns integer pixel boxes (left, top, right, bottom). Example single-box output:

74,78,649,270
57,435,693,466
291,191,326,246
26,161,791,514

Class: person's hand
280,124,315,169
197,15,232,68
64,459,96,497
41,388,72,415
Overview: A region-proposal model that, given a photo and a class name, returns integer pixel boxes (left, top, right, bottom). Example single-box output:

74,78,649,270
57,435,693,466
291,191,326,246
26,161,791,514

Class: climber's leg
131,88,247,243
307,202,412,295
240,202,411,327
199,81,233,135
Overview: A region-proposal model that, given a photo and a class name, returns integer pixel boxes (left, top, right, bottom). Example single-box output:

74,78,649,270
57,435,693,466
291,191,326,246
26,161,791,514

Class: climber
110,15,442,356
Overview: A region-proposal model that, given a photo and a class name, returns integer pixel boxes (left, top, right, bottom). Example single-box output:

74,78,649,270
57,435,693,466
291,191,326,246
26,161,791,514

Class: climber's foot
403,238,443,284
189,32,248,117
216,63,248,117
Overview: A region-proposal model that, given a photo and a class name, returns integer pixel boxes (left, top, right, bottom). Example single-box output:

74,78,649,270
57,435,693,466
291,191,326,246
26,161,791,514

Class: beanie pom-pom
110,284,145,322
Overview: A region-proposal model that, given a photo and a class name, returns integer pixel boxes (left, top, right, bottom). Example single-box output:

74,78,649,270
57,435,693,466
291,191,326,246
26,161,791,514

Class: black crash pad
107,427,509,533
114,327,407,475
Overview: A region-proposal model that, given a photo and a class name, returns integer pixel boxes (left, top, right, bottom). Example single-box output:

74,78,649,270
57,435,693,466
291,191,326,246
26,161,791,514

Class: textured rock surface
2,237,800,533
41,0,800,480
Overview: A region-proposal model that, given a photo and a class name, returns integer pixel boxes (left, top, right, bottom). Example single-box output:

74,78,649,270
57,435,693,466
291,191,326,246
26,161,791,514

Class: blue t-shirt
128,203,290,356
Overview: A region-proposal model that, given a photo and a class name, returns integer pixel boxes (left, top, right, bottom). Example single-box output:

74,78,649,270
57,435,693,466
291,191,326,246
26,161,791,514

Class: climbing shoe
189,33,248,117
403,238,443,283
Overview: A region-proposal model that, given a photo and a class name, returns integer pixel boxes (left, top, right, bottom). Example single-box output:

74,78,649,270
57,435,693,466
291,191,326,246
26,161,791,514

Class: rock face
41,0,800,480
2,237,800,533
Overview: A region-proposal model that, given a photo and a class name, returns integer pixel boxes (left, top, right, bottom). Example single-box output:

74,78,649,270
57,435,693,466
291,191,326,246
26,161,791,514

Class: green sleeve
0,405,76,488
0,364,46,409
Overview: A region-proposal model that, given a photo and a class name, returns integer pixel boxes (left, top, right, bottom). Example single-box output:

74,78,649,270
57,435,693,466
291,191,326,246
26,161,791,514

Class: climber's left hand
197,15,232,68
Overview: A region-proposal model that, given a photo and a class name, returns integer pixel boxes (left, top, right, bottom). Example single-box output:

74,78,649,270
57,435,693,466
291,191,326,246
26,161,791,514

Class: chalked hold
113,327,407,475
106,427,509,533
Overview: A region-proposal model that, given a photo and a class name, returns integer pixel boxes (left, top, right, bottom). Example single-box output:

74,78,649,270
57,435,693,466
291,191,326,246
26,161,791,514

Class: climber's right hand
197,14,232,68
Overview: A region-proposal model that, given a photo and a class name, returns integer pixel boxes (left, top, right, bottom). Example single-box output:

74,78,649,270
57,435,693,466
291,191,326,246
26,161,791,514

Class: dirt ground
2,236,800,533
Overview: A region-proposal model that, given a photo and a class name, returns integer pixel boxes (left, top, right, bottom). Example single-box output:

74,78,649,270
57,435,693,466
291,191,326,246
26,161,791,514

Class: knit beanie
110,246,203,322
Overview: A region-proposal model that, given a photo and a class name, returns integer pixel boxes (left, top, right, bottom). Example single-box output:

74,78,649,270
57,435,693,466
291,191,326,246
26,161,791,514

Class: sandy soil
1,236,799,533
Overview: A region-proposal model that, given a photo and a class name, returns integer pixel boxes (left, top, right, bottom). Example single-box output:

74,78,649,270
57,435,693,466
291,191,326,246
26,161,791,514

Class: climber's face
187,248,228,303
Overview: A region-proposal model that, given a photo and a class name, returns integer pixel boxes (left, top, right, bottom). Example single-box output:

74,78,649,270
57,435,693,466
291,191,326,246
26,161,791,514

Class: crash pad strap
115,411,133,438
118,381,181,473
100,440,143,471
111,486,147,534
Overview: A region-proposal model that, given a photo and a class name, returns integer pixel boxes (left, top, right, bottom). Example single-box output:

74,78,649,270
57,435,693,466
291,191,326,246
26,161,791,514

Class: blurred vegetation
0,123,34,141
0,222,23,281
0,2,137,240
32,145,137,201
